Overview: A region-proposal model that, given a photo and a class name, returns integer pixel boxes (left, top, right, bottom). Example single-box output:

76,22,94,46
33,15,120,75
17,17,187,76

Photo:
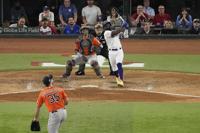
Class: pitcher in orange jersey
33,74,68,133
62,25,104,79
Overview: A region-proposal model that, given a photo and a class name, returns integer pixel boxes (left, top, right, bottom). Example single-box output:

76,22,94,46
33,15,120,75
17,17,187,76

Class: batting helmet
103,21,112,30
42,74,53,87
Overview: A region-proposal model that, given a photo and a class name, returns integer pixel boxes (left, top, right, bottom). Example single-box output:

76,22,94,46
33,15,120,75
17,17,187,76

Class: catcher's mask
95,23,103,35
80,26,90,35
42,74,53,87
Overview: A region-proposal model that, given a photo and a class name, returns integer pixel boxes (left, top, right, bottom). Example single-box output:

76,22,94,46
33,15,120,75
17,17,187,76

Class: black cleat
62,73,69,78
109,71,115,76
75,71,85,76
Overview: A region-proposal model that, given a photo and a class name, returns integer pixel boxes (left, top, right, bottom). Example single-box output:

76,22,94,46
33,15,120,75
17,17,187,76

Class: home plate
32,55,144,68
81,85,99,88
38,62,144,68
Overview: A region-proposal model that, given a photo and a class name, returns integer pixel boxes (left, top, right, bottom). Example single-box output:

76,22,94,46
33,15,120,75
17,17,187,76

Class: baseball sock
117,63,123,80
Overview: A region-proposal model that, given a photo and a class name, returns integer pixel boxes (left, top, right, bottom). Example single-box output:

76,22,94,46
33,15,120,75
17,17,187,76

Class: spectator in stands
107,7,123,27
82,0,102,26
39,6,55,26
161,20,177,34
59,0,77,26
175,8,192,29
2,20,10,27
153,5,171,27
189,19,200,34
10,1,28,24
39,18,52,35
143,0,155,19
135,20,154,34
163,20,173,29
9,16,27,28
130,5,149,27
64,17,80,34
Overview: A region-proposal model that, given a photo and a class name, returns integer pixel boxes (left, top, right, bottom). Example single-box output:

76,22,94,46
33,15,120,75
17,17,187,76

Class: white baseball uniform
104,30,124,71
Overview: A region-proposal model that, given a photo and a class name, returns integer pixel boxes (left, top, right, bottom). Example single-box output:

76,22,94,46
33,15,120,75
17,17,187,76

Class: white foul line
0,90,40,96
0,88,200,99
127,89,200,98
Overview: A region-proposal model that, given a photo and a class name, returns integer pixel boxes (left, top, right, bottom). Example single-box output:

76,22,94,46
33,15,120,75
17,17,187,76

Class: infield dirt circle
0,38,200,102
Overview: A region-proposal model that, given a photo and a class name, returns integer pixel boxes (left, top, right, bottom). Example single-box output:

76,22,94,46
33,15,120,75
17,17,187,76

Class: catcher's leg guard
91,61,103,77
63,60,75,77
75,64,85,75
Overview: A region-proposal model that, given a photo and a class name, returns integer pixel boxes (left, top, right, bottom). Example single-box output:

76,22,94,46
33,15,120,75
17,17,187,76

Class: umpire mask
95,27,103,35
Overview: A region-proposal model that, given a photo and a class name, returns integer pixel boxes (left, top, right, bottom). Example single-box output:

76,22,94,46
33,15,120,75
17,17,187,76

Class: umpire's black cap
42,74,53,86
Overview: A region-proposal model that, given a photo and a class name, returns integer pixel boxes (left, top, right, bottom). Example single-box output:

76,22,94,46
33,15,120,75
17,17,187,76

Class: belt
51,110,57,113
51,108,65,113
109,48,122,51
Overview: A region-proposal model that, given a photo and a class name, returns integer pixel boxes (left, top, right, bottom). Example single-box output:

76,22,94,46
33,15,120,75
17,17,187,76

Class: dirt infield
0,38,200,102
0,69,200,102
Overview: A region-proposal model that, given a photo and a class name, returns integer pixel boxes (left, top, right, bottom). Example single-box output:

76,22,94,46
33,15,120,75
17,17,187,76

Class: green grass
1,53,200,73
125,54,200,73
0,102,200,133
0,54,67,71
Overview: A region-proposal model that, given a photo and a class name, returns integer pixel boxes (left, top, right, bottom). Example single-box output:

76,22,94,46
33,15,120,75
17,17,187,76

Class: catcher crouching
62,25,104,79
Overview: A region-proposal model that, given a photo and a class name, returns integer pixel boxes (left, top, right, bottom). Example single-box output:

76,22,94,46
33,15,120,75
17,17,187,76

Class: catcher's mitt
31,120,40,131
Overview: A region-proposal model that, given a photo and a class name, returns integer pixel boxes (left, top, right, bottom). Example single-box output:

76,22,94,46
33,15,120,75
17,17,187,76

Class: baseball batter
63,25,104,79
33,74,68,133
103,21,126,87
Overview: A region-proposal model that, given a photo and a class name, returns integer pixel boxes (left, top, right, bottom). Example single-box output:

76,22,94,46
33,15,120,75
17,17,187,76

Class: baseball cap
42,74,53,86
193,19,200,23
43,6,49,11
95,23,103,29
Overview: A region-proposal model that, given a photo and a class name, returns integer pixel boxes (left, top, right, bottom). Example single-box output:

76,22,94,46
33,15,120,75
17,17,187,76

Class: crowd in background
4,0,200,35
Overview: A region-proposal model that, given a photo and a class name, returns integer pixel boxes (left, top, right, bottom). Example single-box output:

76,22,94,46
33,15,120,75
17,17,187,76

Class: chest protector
79,35,94,55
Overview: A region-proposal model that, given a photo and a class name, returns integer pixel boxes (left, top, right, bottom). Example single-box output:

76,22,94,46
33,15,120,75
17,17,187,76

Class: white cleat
116,77,124,87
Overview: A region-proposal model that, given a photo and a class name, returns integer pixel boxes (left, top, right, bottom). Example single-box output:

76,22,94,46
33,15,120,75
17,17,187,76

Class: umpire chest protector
79,35,94,55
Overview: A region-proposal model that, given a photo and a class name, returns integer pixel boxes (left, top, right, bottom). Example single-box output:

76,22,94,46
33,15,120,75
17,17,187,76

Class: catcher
62,25,104,79
75,23,115,76
32,74,68,133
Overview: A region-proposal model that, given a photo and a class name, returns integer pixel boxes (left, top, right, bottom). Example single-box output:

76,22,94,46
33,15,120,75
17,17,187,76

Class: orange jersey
75,35,101,55
37,86,68,112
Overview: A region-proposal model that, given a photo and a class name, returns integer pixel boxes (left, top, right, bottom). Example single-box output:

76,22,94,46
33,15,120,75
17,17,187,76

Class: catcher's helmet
42,74,53,86
80,25,90,34
80,25,90,31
